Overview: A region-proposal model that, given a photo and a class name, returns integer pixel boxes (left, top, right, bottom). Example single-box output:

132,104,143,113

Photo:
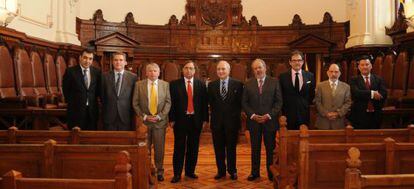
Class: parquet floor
158,128,273,189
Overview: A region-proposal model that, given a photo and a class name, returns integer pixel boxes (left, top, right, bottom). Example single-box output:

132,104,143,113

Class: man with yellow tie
133,63,171,182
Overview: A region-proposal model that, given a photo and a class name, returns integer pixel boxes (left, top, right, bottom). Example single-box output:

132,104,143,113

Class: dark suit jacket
242,76,283,131
101,70,137,129
279,70,315,129
349,74,387,125
208,78,243,130
62,65,101,129
169,78,209,131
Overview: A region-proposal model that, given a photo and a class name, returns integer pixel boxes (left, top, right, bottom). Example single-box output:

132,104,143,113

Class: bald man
208,60,243,180
314,63,351,129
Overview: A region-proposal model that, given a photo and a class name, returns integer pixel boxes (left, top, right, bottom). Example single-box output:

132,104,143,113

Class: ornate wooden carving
76,1,349,81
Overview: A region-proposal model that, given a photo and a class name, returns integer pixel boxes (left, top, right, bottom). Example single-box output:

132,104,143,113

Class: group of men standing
62,48,387,183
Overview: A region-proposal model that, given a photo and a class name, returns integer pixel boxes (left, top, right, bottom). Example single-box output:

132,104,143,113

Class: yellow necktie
149,82,157,115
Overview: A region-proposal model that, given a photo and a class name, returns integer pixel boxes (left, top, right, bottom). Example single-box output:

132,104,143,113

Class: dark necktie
83,69,88,89
258,79,263,94
295,72,300,93
115,72,122,96
365,76,375,112
221,80,227,100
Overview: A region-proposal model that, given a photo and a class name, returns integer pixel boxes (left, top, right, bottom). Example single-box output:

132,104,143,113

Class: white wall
77,0,347,26
8,0,80,45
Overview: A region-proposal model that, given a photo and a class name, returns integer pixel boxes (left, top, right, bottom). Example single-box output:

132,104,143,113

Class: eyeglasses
290,59,303,63
183,67,195,70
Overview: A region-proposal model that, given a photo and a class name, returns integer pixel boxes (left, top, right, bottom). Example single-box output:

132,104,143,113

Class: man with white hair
208,60,243,180
133,63,171,181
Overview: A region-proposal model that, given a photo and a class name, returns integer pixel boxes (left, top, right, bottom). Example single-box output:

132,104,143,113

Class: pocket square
306,81,311,84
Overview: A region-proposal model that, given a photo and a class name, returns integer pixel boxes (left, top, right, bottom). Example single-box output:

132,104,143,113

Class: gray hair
146,62,160,72
252,58,266,68
217,60,231,70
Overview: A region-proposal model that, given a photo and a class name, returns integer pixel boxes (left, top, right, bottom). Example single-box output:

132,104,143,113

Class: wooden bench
298,137,414,189
0,150,132,189
345,147,414,189
0,140,155,189
0,126,146,145
270,116,414,189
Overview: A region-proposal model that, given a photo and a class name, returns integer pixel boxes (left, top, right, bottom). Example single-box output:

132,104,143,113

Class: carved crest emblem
201,0,227,27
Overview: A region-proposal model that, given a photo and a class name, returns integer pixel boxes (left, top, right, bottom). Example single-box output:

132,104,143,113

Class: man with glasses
279,50,315,130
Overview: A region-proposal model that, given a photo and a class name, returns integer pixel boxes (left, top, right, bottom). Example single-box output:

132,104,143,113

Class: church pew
0,126,146,145
298,137,414,189
270,116,414,189
0,139,154,189
0,150,132,189
345,147,414,189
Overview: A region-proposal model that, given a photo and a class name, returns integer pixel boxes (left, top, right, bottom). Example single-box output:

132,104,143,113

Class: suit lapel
75,66,87,90
157,80,163,110
109,71,117,96
300,71,308,94
119,71,129,97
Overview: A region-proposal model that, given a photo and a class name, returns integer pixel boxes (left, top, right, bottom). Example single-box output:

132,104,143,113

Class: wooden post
114,151,132,189
384,137,396,174
408,124,414,143
43,139,56,177
135,115,147,146
278,116,289,188
344,147,362,189
2,170,22,189
345,124,354,143
298,124,309,189
70,127,80,144
7,126,17,144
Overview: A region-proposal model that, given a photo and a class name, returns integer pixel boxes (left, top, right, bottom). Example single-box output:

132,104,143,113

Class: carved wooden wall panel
76,0,349,82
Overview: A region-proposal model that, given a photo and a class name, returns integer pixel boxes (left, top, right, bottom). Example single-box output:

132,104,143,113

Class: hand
326,112,338,120
253,115,267,124
373,91,383,100
169,122,175,128
146,115,158,123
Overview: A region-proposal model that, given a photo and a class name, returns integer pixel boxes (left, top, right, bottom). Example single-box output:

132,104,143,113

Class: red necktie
187,80,194,114
258,79,263,94
364,76,374,112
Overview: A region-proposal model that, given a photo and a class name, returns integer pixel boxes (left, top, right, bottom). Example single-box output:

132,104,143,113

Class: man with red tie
169,60,209,183
349,55,387,129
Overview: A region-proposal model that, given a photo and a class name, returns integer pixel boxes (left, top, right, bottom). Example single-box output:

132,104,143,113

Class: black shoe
230,173,238,180
185,173,198,179
157,175,164,182
268,174,273,181
170,176,181,183
214,173,226,180
247,174,259,181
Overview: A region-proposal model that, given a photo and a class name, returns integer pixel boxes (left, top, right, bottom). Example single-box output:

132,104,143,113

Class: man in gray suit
242,59,283,181
132,63,171,182
314,63,352,129
102,52,137,131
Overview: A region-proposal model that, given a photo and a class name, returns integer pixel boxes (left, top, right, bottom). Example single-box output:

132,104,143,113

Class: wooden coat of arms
201,0,227,27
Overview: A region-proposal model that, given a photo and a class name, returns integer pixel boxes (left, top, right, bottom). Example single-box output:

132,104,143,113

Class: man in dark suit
63,48,101,130
101,52,137,131
169,60,209,183
279,50,315,130
242,59,282,181
349,55,387,129
208,60,243,180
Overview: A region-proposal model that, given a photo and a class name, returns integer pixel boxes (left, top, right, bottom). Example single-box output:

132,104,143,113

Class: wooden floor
159,127,273,189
